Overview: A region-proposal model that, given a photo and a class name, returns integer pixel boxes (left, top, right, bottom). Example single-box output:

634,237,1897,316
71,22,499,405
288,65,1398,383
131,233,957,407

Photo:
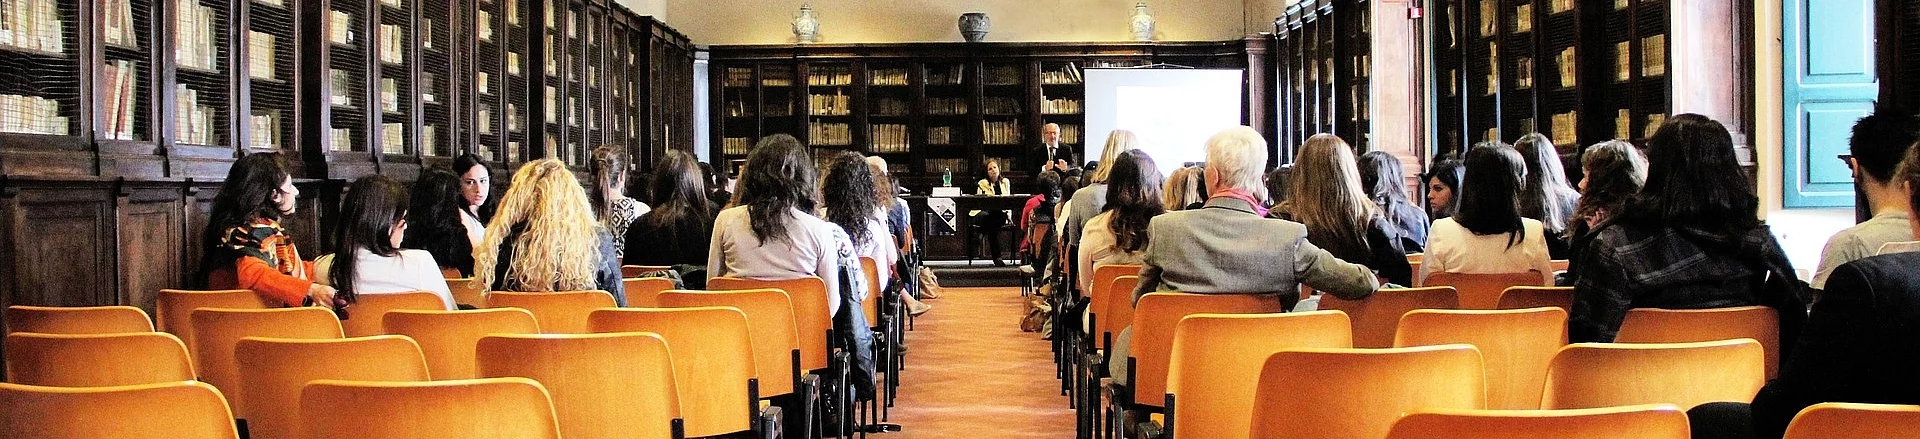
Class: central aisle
886,287,1077,438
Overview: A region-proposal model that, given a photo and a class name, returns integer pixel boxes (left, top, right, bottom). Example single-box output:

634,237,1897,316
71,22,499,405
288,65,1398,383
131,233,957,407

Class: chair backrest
658,289,800,397
1166,311,1352,439
1129,292,1283,407
1395,307,1569,409
1407,253,1423,275
1102,275,1142,346
1250,345,1487,439
234,335,430,439
382,308,540,380
623,277,677,308
477,333,682,439
486,290,618,334
1615,306,1781,379
1498,286,1574,312
445,277,487,308
590,307,757,437
1420,271,1545,309
1386,404,1689,439
1089,264,1141,333
708,276,831,371
339,292,446,337
1321,286,1460,348
5,332,194,387
623,265,673,278
298,378,562,439
189,308,343,397
5,305,154,334
156,289,267,347
1551,259,1571,271
860,257,885,325
1542,339,1765,410
0,381,240,439
1783,402,1920,439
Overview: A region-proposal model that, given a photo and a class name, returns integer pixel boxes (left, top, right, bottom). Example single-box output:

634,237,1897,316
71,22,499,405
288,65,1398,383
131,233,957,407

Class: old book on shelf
1556,47,1575,88
1640,34,1665,77
380,78,398,113
104,60,136,139
477,10,492,41
176,0,217,70
329,69,352,107
331,127,352,151
421,73,436,103
249,31,275,79
379,24,404,64
1,0,66,53
249,110,280,149
104,0,135,47
477,105,492,134
329,10,353,45
381,122,404,154
1614,41,1631,82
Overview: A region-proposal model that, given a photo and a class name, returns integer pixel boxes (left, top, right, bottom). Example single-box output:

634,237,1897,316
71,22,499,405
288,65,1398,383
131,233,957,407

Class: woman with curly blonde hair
473,159,625,304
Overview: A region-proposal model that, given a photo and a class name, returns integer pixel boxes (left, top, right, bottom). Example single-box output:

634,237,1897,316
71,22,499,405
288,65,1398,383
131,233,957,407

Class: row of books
868,124,909,154
927,158,968,176
722,137,750,155
1040,64,1082,85
0,0,64,54
808,121,851,146
871,69,908,86
102,0,136,47
330,127,353,151
981,97,1020,115
248,31,275,80
808,92,851,116
329,69,354,107
378,24,405,65
1040,97,1081,115
0,94,65,135
808,66,853,86
101,60,138,140
1549,111,1577,147
176,85,215,144
249,109,281,149
871,98,908,117
984,66,1022,86
381,122,405,154
380,78,401,114
177,0,218,70
721,68,752,87
1054,124,1082,144
926,65,965,86
928,126,952,145
981,120,1021,145
328,10,354,46
929,98,968,115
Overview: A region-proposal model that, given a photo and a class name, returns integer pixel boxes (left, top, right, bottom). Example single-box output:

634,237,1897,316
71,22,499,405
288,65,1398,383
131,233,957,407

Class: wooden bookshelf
1273,0,1425,165
1883,0,1920,111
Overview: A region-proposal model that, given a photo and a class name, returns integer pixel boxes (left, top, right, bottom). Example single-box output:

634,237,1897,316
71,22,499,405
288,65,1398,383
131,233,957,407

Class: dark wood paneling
118,187,187,313
3,184,117,308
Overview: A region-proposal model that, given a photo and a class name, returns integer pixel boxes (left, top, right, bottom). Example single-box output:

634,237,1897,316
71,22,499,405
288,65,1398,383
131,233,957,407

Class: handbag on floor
916,266,944,299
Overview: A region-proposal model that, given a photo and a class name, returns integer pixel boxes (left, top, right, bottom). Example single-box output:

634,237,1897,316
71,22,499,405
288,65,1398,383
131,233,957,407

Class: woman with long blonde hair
1162,166,1204,211
1290,134,1412,286
473,159,625,304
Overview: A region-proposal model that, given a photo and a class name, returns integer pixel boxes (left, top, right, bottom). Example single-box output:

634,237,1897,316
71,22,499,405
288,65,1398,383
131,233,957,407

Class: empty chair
156,289,268,348
1120,293,1283,420
476,333,683,439
234,336,431,439
1250,345,1487,439
1385,404,1689,439
190,308,343,396
657,289,803,402
382,308,540,380
1165,311,1352,439
445,277,487,308
708,276,832,372
591,307,762,438
0,381,240,439
339,292,447,337
1321,286,1460,348
5,305,153,334
5,332,194,387
1498,286,1574,312
297,378,562,439
1543,339,1765,410
1090,265,1144,347
624,277,677,308
1420,271,1545,309
1395,308,1568,409
1782,402,1920,439
1615,306,1781,378
486,290,618,334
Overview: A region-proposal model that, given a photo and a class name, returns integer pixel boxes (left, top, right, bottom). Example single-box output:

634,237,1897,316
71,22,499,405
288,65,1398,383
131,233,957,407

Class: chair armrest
755,405,783,439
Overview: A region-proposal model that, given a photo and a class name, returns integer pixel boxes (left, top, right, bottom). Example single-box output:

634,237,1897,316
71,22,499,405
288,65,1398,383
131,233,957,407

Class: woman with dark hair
1514,133,1582,258
1076,149,1166,293
1293,135,1414,286
1568,140,1647,241
1570,114,1805,344
589,146,649,259
200,152,337,309
1359,150,1431,252
823,152,923,315
473,159,625,305
709,134,857,317
625,149,714,268
1419,143,1555,286
402,170,475,276
316,176,454,309
1425,157,1466,220
453,153,496,246
1265,164,1294,220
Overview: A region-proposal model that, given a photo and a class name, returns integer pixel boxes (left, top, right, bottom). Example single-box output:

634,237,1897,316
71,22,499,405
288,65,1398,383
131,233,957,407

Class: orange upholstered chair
1395,307,1569,409
1542,339,1765,410
1497,286,1574,312
5,305,153,334
1164,311,1352,439
189,308,343,396
156,289,268,348
658,289,804,400
1386,404,1689,439
1782,402,1920,439
0,381,240,439
4,332,194,387
590,307,762,438
486,290,618,334
1321,286,1460,348
1123,292,1283,415
338,291,446,337
707,276,832,372
1250,345,1486,439
477,333,683,439
1614,306,1781,378
624,277,678,308
1420,271,1545,309
297,378,561,439
445,277,487,308
382,308,540,380
233,335,430,439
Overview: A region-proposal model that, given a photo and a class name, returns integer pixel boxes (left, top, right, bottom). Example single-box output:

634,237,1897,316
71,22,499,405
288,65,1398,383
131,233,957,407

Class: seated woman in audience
1066,130,1141,251
1293,135,1413,286
315,176,455,309
453,153,496,247
1563,140,1648,277
1515,134,1582,258
1160,166,1199,211
589,146,649,260
825,152,929,315
709,134,856,317
1419,143,1555,286
624,150,713,269
199,152,337,309
402,170,476,277
1115,126,1381,385
1359,150,1431,253
1424,157,1465,220
1078,149,1166,293
1264,164,1293,220
866,156,911,250
473,159,625,305
1570,114,1805,343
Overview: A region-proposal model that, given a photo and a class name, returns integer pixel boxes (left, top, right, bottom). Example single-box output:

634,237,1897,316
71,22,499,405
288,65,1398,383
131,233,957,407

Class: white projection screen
1083,68,1244,176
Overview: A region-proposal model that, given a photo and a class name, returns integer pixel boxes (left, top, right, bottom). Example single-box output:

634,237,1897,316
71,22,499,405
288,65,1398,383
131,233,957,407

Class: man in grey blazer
1112,126,1381,384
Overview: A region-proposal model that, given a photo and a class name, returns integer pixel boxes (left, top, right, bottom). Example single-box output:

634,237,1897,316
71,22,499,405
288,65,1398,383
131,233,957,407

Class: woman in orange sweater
198,152,339,309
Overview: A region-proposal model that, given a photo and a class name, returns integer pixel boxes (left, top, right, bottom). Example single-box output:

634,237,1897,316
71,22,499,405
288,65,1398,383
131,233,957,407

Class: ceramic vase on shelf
1130,3,1155,41
793,4,820,43
959,12,990,43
